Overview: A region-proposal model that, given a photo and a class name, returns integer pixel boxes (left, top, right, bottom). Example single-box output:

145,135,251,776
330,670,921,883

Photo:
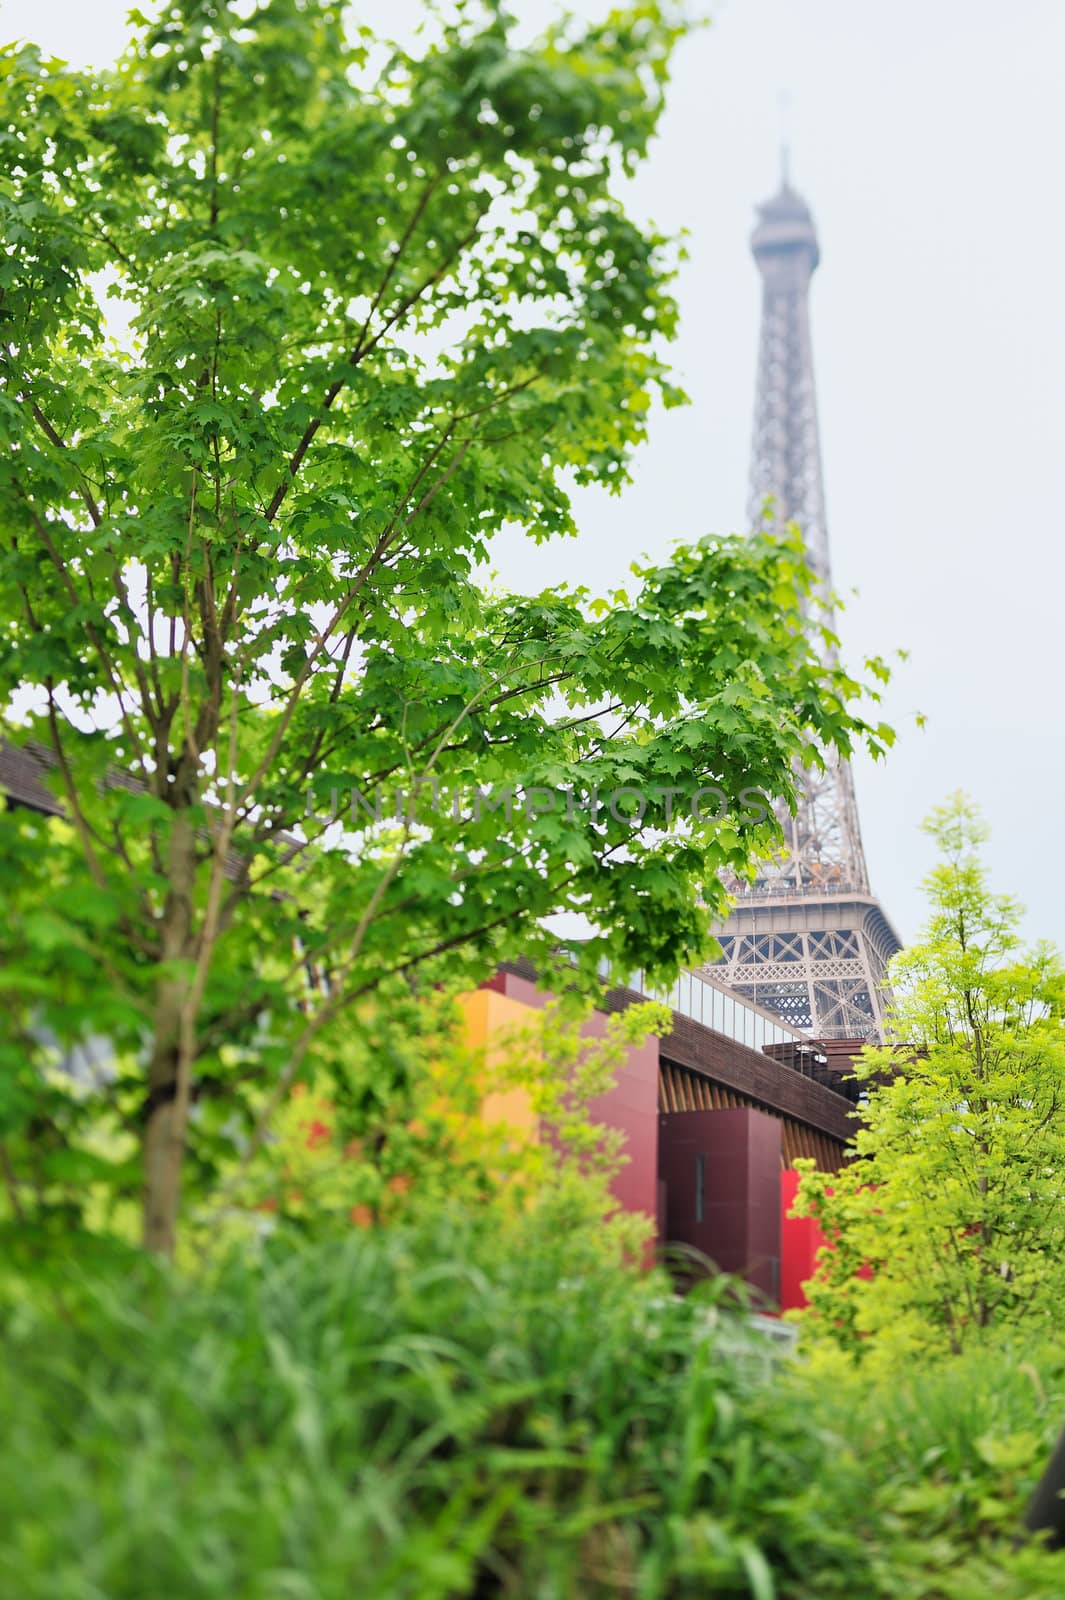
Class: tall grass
3,1207,1063,1598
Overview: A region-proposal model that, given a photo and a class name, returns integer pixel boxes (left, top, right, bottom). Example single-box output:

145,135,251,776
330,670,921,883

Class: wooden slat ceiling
658,1059,846,1175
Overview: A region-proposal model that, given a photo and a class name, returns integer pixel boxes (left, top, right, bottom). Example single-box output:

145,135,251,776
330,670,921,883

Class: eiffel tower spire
705,171,901,1042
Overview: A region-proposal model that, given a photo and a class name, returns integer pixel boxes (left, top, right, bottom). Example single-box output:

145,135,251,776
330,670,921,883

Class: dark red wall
586,1029,660,1225
658,1108,782,1303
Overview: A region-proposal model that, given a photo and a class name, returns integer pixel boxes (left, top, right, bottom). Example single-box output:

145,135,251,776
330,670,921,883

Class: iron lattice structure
702,175,901,1041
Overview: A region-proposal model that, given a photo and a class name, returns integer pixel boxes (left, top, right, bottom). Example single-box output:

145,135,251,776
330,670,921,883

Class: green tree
0,0,891,1256
795,795,1065,1358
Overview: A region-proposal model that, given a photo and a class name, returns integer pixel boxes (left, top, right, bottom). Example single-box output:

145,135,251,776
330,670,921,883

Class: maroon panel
656,1178,668,1242
588,1045,659,1225
658,1108,782,1304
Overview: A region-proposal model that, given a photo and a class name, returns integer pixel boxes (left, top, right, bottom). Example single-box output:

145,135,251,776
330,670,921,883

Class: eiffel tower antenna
778,90,791,186
704,173,902,1042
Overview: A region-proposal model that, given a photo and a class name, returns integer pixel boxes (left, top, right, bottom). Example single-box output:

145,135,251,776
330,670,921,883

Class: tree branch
27,399,102,527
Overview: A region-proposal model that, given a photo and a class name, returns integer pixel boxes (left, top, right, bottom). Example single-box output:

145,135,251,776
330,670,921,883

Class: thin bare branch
261,199,487,527
350,174,441,362
27,399,103,527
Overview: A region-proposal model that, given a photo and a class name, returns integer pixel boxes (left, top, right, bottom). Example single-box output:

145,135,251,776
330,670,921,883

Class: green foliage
785,1340,1065,1598
2,1212,1064,1598
0,0,892,1253
794,794,1065,1358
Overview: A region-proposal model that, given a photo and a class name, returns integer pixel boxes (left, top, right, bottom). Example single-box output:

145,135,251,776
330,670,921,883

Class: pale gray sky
5,0,1064,948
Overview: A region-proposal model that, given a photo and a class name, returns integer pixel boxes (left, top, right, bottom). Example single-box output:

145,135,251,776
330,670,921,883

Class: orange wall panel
457,988,540,1140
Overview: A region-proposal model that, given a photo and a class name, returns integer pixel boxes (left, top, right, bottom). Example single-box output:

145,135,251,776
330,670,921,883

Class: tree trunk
1025,1422,1065,1550
142,1008,185,1257
142,808,197,1257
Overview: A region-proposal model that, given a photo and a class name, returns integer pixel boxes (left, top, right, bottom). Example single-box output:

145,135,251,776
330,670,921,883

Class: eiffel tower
705,169,901,1041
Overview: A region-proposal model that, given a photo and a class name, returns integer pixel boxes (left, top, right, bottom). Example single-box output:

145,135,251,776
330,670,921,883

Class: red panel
780,1167,828,1311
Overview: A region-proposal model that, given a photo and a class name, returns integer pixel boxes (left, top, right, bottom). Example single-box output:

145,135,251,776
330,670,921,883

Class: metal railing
608,961,814,1058
726,877,870,900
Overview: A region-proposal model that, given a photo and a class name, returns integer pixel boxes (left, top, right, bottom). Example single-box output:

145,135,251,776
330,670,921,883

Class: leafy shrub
793,797,1065,1359
2,1209,1064,1598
